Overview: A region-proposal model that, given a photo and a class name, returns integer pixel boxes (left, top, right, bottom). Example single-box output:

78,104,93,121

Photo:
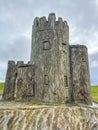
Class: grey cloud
0,36,31,82
90,68,98,85
8,36,31,62
89,52,98,61
0,36,30,62
0,0,98,33
89,52,98,85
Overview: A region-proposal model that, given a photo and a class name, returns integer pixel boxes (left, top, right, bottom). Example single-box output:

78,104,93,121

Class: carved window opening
33,83,35,96
65,88,69,99
82,58,86,62
15,72,17,77
17,78,23,86
64,76,68,87
36,22,39,26
62,43,67,46
62,43,67,52
43,41,50,50
44,75,49,85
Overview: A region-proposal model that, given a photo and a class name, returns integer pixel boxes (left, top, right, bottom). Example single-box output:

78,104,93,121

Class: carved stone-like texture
30,13,71,103
2,13,92,105
16,64,35,100
0,102,98,130
2,61,16,100
70,45,92,104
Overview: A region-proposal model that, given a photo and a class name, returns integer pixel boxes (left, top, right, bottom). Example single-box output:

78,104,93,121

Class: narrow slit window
62,43,67,52
44,75,49,85
36,22,39,26
62,43,67,45
64,76,68,87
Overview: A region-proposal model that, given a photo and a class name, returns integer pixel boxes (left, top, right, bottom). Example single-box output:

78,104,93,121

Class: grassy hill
91,86,98,102
0,83,98,102
0,83,4,94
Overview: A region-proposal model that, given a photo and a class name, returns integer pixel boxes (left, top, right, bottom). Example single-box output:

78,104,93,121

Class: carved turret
70,45,92,104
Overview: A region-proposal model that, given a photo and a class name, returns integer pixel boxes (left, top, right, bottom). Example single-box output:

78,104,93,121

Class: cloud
96,0,98,6
89,52,98,67
0,36,31,62
0,61,6,69
89,52,98,85
91,61,98,68
89,47,98,55
0,61,7,82
0,35,31,82
90,67,98,85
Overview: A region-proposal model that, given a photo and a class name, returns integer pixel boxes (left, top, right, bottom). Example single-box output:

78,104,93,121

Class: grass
91,86,98,102
0,83,98,102
0,82,4,94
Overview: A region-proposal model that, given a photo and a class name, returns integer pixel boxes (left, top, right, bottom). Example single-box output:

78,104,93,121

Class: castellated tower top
33,13,68,32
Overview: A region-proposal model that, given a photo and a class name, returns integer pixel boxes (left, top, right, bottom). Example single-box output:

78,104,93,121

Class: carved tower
30,13,71,103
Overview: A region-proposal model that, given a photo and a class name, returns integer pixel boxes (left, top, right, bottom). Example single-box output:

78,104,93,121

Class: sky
0,0,98,85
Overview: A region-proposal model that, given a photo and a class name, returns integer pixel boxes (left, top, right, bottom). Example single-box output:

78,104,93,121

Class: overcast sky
0,0,98,85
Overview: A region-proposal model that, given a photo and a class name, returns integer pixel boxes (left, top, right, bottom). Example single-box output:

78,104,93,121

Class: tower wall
16,62,35,100
30,13,71,103
70,45,92,104
2,61,16,100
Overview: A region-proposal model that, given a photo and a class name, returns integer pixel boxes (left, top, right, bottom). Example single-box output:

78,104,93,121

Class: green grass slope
0,83,98,102
0,83,4,94
91,86,98,102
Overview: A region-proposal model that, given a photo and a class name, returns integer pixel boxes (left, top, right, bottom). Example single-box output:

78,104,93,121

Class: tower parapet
32,13,69,37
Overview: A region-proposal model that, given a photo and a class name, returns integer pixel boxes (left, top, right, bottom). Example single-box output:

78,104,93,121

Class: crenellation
28,61,32,64
64,20,68,25
48,13,56,29
58,17,63,22
39,17,47,25
17,61,24,67
8,60,16,64
57,17,64,30
33,17,40,27
70,45,87,49
32,13,69,35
